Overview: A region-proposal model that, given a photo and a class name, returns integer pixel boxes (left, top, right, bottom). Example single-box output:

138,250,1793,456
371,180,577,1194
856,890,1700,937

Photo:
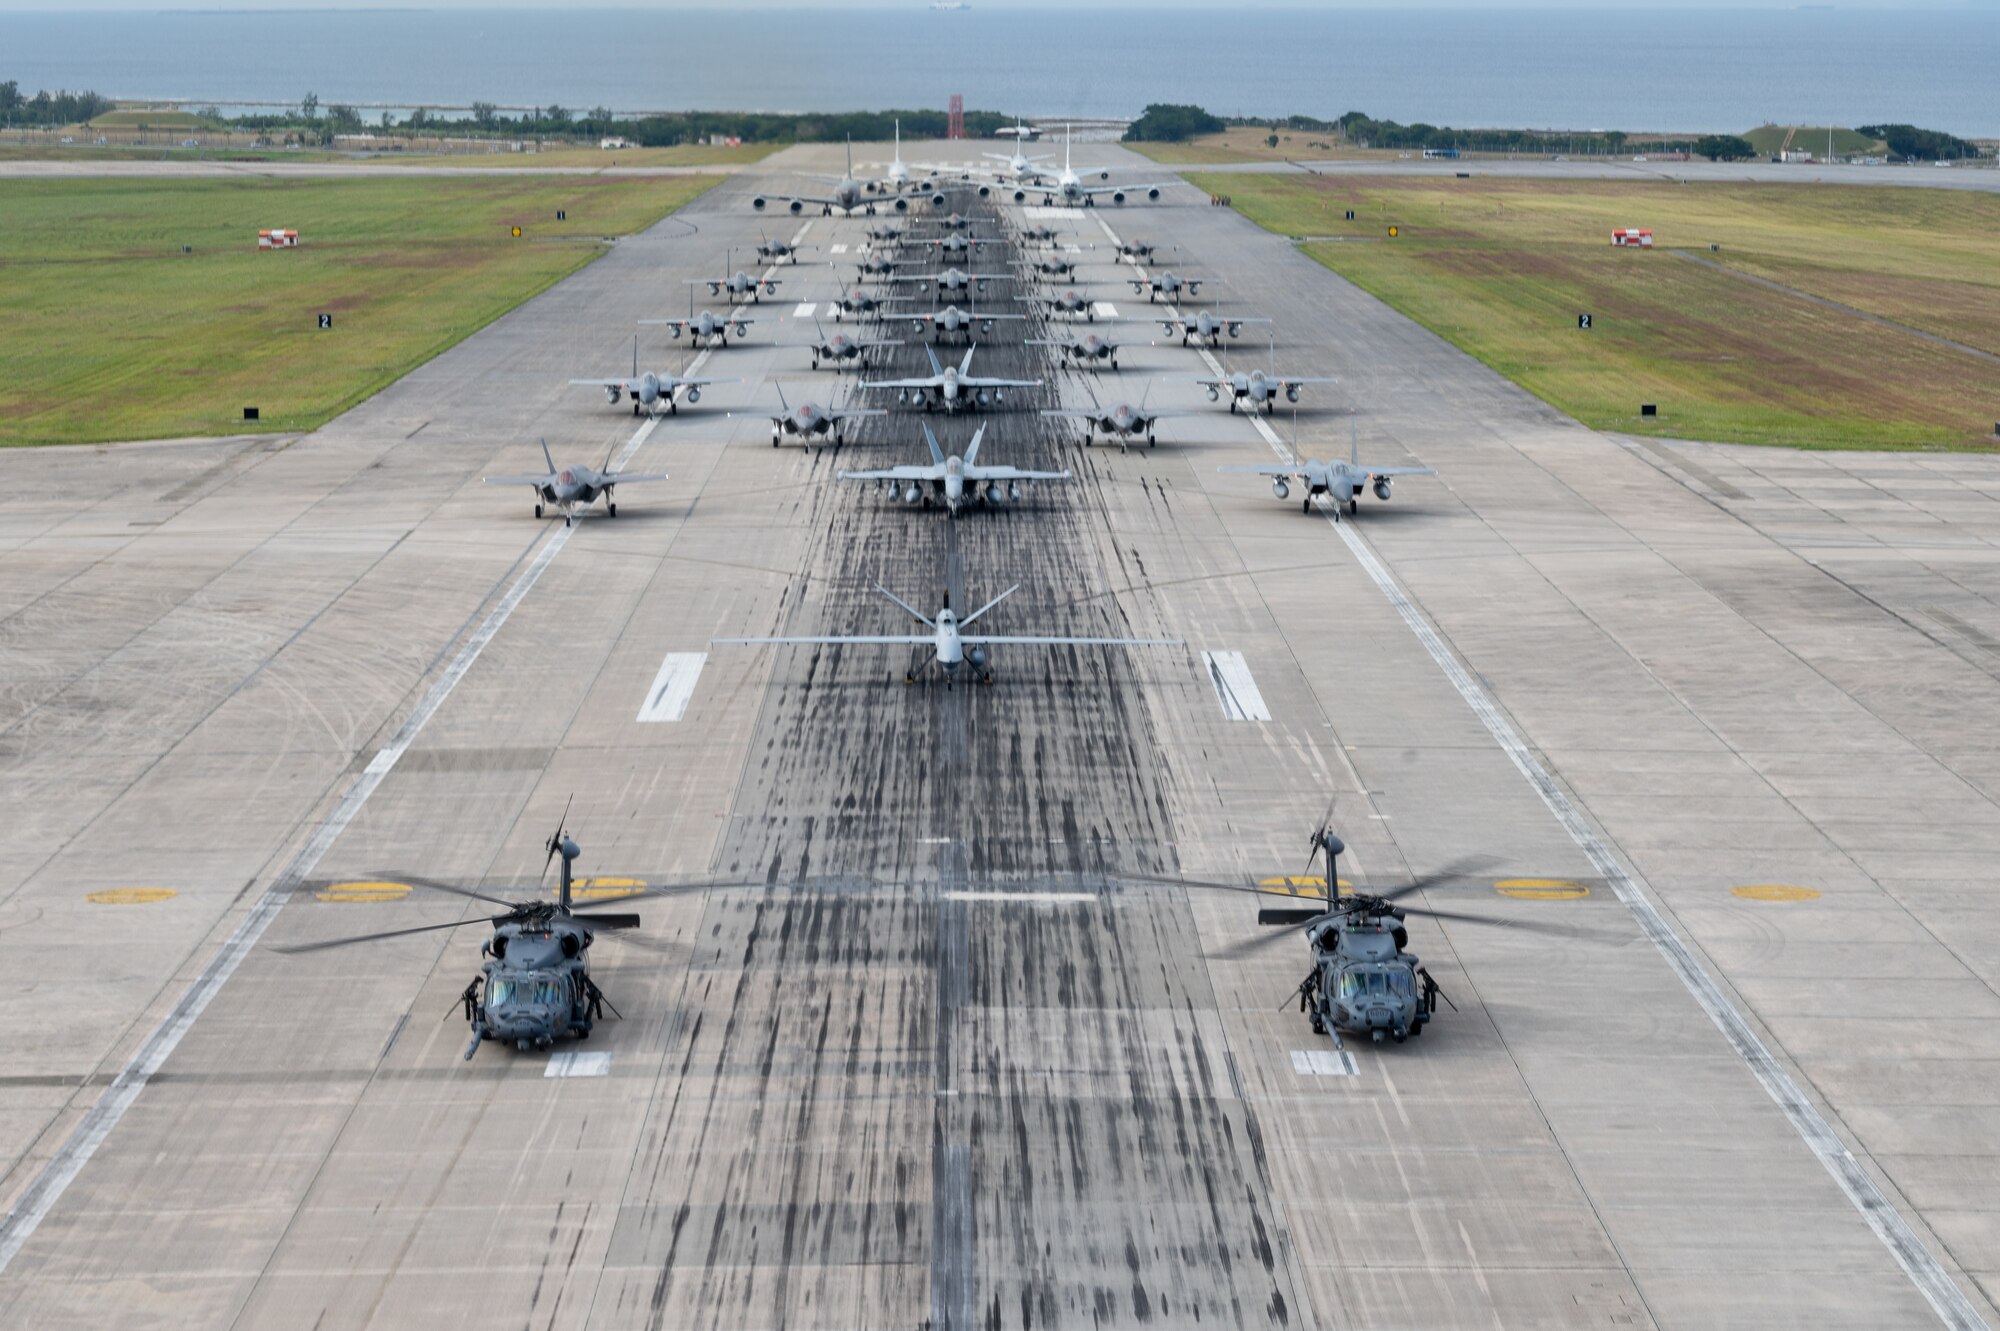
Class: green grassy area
88,109,221,131
1742,124,1885,157
0,174,719,446
1189,172,2000,450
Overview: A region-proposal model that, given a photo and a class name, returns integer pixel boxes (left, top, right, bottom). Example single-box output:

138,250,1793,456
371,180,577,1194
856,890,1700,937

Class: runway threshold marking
1202,649,1271,721
1094,210,1989,1331
1092,301,1120,320
0,222,812,1271
793,302,818,318
636,651,706,722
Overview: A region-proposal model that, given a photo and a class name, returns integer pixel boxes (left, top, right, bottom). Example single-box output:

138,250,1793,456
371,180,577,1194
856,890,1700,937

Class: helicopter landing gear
607,502,617,518
534,503,544,519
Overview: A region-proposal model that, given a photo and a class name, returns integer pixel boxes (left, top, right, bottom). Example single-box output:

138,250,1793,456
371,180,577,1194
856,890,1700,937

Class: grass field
0,174,719,446
1188,172,2000,450
1742,125,1886,157
1128,129,1386,165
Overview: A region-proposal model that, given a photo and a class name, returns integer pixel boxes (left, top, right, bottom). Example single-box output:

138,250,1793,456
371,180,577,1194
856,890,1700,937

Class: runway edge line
0,409,666,1274
1091,207,1991,1331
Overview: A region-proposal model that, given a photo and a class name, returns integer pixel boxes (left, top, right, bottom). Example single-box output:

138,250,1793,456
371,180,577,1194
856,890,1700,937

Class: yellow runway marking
1495,878,1591,900
1256,876,1351,898
567,877,648,901
1732,884,1821,902
86,888,176,905
315,880,412,903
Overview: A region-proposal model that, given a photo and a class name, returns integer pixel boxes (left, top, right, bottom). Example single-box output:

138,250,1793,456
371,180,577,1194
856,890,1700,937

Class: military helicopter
278,814,657,1059
1190,801,1578,1046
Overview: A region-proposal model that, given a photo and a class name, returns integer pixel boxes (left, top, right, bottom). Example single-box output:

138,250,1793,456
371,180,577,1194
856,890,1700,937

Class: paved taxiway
0,140,1996,1329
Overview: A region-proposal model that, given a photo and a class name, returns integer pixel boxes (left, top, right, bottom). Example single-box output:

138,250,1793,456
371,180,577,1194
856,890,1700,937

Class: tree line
0,82,112,126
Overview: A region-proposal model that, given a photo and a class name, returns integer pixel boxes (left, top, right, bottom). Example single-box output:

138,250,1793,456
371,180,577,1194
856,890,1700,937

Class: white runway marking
1202,650,1270,721
546,1051,612,1078
793,302,818,318
637,651,706,723
829,243,849,254
1024,206,1084,219
1090,210,1990,1331
0,221,810,1276
942,891,1096,905
1092,302,1120,320
1290,1049,1357,1076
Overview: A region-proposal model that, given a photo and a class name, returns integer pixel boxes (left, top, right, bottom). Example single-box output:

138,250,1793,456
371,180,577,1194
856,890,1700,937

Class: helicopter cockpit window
1341,971,1365,1000
487,978,516,1006
1365,972,1387,995
534,981,563,1006
1386,970,1413,998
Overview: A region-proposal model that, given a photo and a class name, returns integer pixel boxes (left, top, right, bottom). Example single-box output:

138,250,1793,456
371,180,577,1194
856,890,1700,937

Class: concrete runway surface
0,139,1997,1329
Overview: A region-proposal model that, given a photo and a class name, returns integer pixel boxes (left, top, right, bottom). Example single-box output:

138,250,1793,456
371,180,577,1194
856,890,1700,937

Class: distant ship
931,1,970,9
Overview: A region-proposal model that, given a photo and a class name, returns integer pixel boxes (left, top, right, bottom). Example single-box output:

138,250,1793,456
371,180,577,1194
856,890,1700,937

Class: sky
0,1,1993,9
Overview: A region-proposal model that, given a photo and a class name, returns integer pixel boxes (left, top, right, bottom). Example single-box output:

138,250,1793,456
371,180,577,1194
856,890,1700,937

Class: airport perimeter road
0,139,1994,1329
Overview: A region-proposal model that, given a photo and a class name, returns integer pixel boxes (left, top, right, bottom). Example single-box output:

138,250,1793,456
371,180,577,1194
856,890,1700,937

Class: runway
0,139,1996,1329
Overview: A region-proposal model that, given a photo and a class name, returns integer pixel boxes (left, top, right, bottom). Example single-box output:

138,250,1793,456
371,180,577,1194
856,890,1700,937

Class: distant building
1611,228,1654,248
600,137,629,150
1779,148,1815,163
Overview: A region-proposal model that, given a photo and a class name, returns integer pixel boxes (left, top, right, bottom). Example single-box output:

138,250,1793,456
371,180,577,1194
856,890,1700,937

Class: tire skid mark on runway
607,197,1300,1330
1094,208,1994,1331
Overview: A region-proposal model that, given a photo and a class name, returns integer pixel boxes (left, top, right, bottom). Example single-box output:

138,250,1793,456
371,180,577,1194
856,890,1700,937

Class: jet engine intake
1286,383,1302,402
1373,478,1393,501
1272,478,1291,501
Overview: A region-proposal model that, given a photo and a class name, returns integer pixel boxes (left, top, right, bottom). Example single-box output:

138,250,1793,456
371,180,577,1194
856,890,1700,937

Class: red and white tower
947,94,965,141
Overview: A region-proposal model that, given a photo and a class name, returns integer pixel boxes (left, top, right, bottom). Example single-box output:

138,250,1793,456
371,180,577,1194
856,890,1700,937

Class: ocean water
1,6,1994,138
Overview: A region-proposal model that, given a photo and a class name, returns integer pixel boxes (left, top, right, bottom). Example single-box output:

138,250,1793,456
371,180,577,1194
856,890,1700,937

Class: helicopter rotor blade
1366,856,1503,905
566,910,641,929
367,870,522,910
273,914,509,955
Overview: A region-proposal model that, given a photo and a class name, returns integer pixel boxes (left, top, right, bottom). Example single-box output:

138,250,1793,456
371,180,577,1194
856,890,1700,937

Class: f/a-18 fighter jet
569,338,737,416
838,421,1070,516
1194,366,1338,414
1219,419,1437,517
756,383,887,447
860,344,1041,414
483,440,666,524
788,318,901,370
713,580,1179,686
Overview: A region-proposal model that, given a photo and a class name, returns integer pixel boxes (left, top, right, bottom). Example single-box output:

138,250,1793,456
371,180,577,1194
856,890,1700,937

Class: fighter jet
755,231,808,265
860,344,1041,414
1021,286,1105,321
1219,418,1437,518
757,383,886,447
1195,367,1338,414
1116,239,1158,261
980,120,1056,183
930,211,977,232
1019,252,1083,278
1029,327,1137,369
483,440,666,524
641,289,755,345
1017,222,1062,245
788,318,901,370
838,421,1070,516
890,266,1005,298
712,580,1179,686
905,302,1025,344
864,221,907,244
1160,308,1271,347
830,284,902,322
569,337,738,416
927,232,998,260
755,139,944,216
854,248,907,277
695,269,780,304
1038,129,1169,207
1042,384,1194,449
1132,270,1206,303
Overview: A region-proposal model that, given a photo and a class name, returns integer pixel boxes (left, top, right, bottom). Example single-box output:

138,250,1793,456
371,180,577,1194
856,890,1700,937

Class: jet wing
1075,182,1174,198
483,475,555,486
1217,463,1310,478
667,375,741,388
965,466,1072,482
604,472,669,483
569,378,638,389
829,407,890,420
837,465,946,481
960,377,1042,390
712,635,933,646
1367,466,1438,478
1278,376,1338,387
960,634,1182,647
857,376,943,390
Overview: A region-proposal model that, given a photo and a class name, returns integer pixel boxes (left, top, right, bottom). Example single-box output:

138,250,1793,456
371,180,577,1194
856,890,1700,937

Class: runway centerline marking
1094,209,1988,1331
